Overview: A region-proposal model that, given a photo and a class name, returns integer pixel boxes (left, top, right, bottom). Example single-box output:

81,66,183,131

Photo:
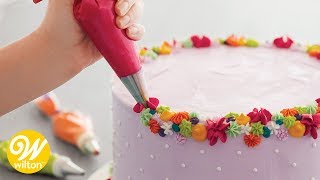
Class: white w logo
9,135,48,161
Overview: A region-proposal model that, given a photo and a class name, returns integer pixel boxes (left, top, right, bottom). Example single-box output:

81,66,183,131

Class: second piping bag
73,0,148,104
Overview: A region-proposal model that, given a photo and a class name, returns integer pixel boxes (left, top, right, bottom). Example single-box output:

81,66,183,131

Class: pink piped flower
276,128,289,141
206,118,229,146
133,97,160,113
176,133,187,145
247,108,272,125
190,35,211,48
273,36,294,48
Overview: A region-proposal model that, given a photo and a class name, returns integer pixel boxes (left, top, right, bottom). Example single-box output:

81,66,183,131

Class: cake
111,35,320,180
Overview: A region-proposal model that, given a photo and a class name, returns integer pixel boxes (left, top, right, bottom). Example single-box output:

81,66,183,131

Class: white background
1,0,320,180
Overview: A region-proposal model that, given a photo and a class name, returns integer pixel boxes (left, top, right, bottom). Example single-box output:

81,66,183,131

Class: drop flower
156,106,170,114
244,134,261,148
250,122,264,136
272,113,284,121
170,112,189,124
206,118,229,146
304,105,318,114
179,119,192,138
140,108,152,126
236,113,251,125
160,121,173,135
266,121,280,135
280,108,298,117
224,112,239,119
247,108,272,125
240,122,252,135
276,128,289,141
301,114,320,139
149,119,161,134
283,116,296,129
226,121,241,137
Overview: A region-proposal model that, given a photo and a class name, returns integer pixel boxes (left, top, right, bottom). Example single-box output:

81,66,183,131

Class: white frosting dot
118,121,122,126
139,168,144,173
237,151,242,155
292,163,297,167
310,177,316,180
137,133,142,138
253,168,258,172
274,149,280,153
200,150,205,154
181,163,186,168
313,142,317,148
150,154,155,159
117,153,121,158
216,167,222,172
125,142,130,148
165,178,169,180
165,144,170,149
128,176,131,180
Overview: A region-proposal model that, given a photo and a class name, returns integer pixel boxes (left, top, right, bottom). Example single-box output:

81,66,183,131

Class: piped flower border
133,35,320,148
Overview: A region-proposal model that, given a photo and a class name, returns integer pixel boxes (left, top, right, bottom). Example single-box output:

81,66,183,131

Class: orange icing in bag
35,93,100,155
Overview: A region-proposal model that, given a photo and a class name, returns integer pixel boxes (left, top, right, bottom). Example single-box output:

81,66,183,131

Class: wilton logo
7,130,50,174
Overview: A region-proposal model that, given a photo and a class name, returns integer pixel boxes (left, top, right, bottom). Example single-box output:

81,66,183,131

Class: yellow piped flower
139,47,148,56
160,111,175,122
159,42,172,55
236,113,251,125
238,37,247,46
288,121,306,138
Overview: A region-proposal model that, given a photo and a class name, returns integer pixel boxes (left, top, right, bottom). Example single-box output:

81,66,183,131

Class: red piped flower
273,36,294,48
247,108,272,125
149,119,161,134
133,97,160,113
316,98,320,107
206,118,229,146
190,35,211,48
244,134,261,147
301,114,320,139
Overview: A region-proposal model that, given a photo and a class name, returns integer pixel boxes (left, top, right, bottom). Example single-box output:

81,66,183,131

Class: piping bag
73,0,149,104
0,141,85,178
33,0,148,104
34,93,100,155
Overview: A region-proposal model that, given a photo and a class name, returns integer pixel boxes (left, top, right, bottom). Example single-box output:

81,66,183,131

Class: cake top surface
113,36,320,117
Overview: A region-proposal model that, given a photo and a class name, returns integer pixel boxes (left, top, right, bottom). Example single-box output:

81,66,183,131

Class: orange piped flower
225,35,241,47
244,134,261,148
35,93,60,117
149,119,161,134
280,108,299,117
170,112,189,124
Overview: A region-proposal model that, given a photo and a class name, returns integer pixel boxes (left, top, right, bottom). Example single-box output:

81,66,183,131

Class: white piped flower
240,122,252,135
161,121,173,135
267,121,280,135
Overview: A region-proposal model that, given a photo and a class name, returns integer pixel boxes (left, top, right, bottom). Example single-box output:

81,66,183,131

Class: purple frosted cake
111,35,320,180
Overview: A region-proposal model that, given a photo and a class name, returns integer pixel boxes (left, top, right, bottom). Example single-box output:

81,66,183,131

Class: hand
38,0,145,71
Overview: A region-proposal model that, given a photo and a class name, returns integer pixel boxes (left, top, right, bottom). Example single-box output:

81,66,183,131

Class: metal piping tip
120,69,149,104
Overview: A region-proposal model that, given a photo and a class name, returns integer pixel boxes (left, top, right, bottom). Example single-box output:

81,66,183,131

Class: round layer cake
112,36,320,180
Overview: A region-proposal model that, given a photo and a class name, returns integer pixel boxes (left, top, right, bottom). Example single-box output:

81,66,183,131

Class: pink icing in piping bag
34,0,149,104
73,0,149,104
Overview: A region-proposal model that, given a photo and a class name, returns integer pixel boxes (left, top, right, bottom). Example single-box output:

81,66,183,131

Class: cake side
112,36,320,180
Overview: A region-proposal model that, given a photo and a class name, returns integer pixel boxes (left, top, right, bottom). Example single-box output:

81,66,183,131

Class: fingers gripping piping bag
73,0,149,104
0,141,85,177
34,93,100,155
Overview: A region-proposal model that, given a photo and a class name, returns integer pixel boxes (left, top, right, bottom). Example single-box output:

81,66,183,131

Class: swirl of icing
206,118,229,146
149,119,161,134
245,39,259,47
224,112,239,119
250,122,264,136
170,112,189,124
140,108,152,126
236,113,251,125
226,121,241,137
305,105,318,114
283,116,296,129
156,106,171,114
247,108,272,125
160,111,175,122
244,134,261,148
271,113,284,121
179,120,192,138
288,121,306,138
280,108,299,117
192,124,207,142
